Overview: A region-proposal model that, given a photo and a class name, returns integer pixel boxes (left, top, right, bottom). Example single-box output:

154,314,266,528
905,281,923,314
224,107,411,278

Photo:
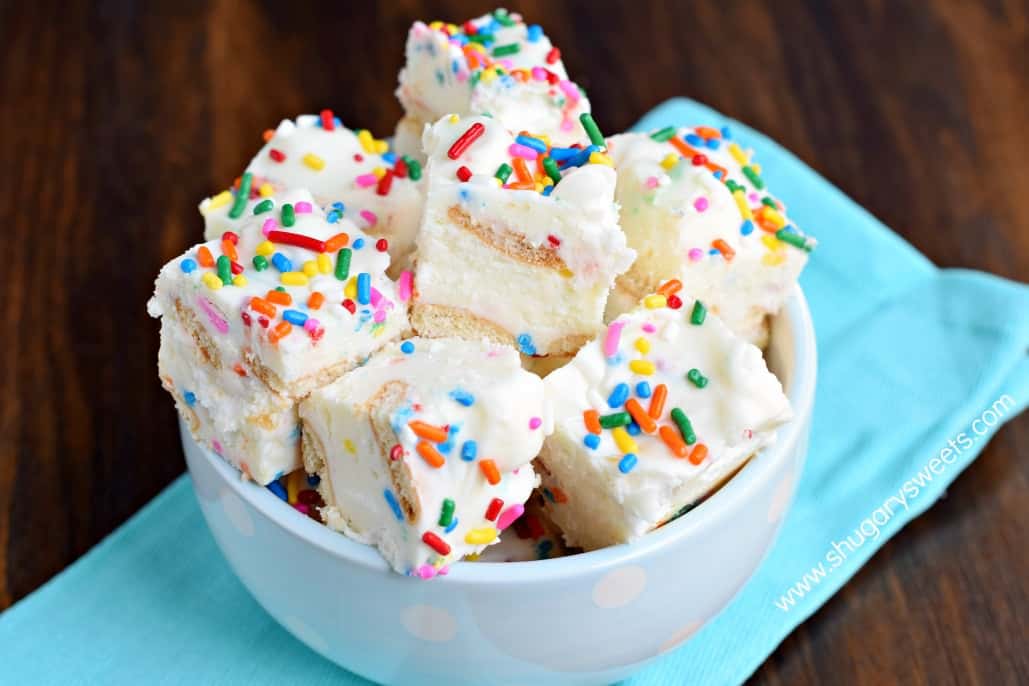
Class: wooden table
1,1,1025,682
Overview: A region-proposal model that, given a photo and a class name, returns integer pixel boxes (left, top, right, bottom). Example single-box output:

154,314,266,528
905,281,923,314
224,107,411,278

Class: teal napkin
2,99,1026,685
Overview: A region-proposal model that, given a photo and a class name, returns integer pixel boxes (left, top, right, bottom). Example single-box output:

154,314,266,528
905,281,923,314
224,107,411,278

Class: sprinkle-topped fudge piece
411,114,635,357
199,112,424,273
299,337,548,577
537,285,792,550
606,126,815,347
394,9,591,161
151,189,409,401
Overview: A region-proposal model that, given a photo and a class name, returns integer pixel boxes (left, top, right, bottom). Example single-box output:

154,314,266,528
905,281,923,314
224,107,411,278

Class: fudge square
537,284,793,550
411,114,635,357
300,337,548,577
606,126,815,348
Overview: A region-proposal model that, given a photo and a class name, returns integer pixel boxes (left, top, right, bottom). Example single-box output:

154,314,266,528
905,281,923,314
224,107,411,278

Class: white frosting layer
541,298,792,548
300,337,548,576
199,115,424,272
395,11,590,158
606,128,815,345
152,189,408,397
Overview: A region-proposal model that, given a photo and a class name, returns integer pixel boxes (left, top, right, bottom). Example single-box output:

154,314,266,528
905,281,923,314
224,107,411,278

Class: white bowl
183,287,816,686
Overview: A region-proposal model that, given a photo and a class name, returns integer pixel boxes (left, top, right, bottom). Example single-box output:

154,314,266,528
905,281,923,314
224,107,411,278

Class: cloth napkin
2,99,1026,685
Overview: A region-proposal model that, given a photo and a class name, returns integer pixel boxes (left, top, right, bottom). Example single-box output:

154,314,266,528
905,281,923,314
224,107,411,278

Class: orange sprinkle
307,292,325,310
408,420,449,444
196,246,214,268
266,290,292,306
416,440,445,468
649,384,668,419
512,157,533,184
659,425,689,458
756,215,780,233
695,126,722,140
233,363,247,377
268,320,292,345
668,136,703,159
249,297,276,318
511,69,528,82
262,129,275,142
657,279,682,296
583,409,601,435
712,239,736,261
688,443,709,466
221,239,238,262
479,459,501,485
551,487,569,503
705,161,728,178
625,398,657,434
505,180,535,190
324,232,350,252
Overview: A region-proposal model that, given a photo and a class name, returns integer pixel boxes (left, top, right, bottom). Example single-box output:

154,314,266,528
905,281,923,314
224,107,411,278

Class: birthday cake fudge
606,126,815,347
410,113,635,357
394,9,591,162
200,112,424,273
299,337,548,577
537,282,793,550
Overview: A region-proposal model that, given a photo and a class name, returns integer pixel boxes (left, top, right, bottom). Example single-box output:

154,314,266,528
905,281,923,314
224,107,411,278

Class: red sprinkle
222,231,239,245
240,311,252,327
376,169,394,196
463,20,478,34
394,158,408,178
545,47,560,64
390,444,404,461
320,109,335,131
484,498,503,521
375,238,389,252
422,531,451,556
257,316,269,329
456,165,472,182
448,122,486,160
547,234,561,247
269,149,286,163
230,260,244,275
353,153,363,162
342,299,356,314
266,230,326,252
691,154,708,166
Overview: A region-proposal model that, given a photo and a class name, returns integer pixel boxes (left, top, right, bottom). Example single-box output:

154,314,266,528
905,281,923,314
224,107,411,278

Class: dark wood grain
0,0,1026,683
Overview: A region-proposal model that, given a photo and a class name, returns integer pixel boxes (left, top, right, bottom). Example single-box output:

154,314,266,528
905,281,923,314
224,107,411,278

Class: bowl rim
189,286,817,585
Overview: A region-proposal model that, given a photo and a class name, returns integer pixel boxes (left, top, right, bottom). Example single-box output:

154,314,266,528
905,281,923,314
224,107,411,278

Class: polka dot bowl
182,287,816,686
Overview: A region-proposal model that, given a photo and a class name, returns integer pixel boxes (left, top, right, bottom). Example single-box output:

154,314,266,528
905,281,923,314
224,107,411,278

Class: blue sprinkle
352,237,365,250
383,489,404,521
541,185,555,197
542,488,555,503
183,391,196,406
781,224,799,234
357,273,371,305
606,351,625,366
458,188,471,202
537,540,554,558
437,439,453,455
382,152,397,164
607,382,630,408
327,210,341,224
400,341,415,354
271,252,292,273
451,59,460,74
527,24,543,42
306,474,320,487
721,125,732,139
684,133,703,146
268,481,288,501
618,453,638,474
334,117,342,128
709,248,720,255
332,201,345,211
445,517,459,534
180,258,197,274
713,170,725,180
516,333,537,356
626,422,641,436
705,137,720,150
282,309,308,326
461,440,478,461
583,434,600,450
635,382,652,398
289,425,301,441
515,134,548,153
548,146,578,161
740,220,755,236
449,388,475,406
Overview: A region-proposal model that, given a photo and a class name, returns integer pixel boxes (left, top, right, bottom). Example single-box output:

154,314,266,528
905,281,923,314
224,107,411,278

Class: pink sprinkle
212,440,223,455
688,248,704,261
748,192,761,203
398,270,413,302
645,176,659,189
455,70,469,83
498,58,515,70
370,287,383,308
416,565,435,579
497,504,525,531
529,417,542,430
373,309,387,323
560,117,574,132
642,323,656,333
355,173,377,188
261,218,278,236
603,320,625,357
294,201,312,214
293,504,310,515
508,143,539,160
360,209,377,227
303,318,320,333
196,296,228,334
531,66,547,81
558,80,580,103
694,197,709,212
437,565,450,576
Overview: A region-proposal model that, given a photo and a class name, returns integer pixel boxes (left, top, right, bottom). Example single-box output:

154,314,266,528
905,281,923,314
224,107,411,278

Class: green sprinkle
275,286,286,292
216,255,233,285
761,197,778,208
687,369,708,388
492,43,520,57
469,71,481,88
599,412,631,429
493,8,515,25
253,198,274,215
775,228,814,252
439,498,456,527
650,126,677,143
670,408,697,445
252,255,268,271
281,203,295,227
742,165,764,190
725,179,742,193
404,156,422,181
579,113,605,148
335,248,352,280
690,301,707,325
543,157,562,184
495,162,513,184
228,172,252,219
467,33,492,45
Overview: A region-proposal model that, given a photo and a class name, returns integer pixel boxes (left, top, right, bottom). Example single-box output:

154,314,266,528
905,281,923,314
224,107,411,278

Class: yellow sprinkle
258,183,275,198
465,553,481,561
728,142,748,166
256,240,275,256
429,20,444,30
301,260,318,277
357,129,375,154
763,207,787,229
752,163,762,174
232,275,248,287
660,153,679,170
286,470,304,504
643,294,667,309
316,253,332,274
448,114,460,124
343,439,356,454
206,191,232,212
302,153,325,171
373,139,388,154
372,166,386,180
467,42,487,54
465,527,498,545
201,272,223,290
445,22,459,33
480,68,497,83
634,337,650,354
629,359,656,375
493,177,503,188
537,133,551,147
589,152,614,166
344,276,357,299
534,182,544,193
761,235,784,251
559,268,574,278
733,190,754,221
611,427,638,454
763,252,787,266
281,272,309,286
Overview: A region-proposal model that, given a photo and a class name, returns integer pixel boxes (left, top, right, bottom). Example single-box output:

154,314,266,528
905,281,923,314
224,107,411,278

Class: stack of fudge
149,9,814,577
